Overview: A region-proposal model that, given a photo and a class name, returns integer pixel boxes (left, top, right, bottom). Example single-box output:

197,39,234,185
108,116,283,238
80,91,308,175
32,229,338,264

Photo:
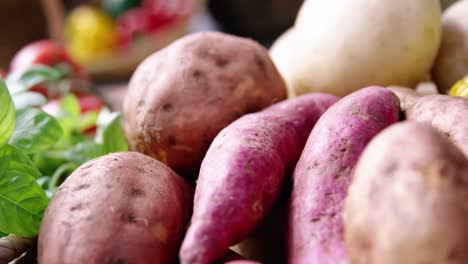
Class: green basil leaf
0,231,7,237
6,65,64,95
5,71,25,95
31,151,67,177
0,79,15,148
63,142,105,166
0,145,48,236
78,111,99,132
60,94,80,118
9,108,63,153
12,92,47,109
0,145,42,179
95,108,128,153
55,94,81,144
19,65,63,91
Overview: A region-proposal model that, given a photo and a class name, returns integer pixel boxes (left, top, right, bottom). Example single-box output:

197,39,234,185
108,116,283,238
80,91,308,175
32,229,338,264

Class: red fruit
41,94,105,136
0,69,6,78
78,94,105,113
79,94,105,136
40,94,104,117
116,0,191,49
10,40,88,80
30,86,49,98
143,0,191,18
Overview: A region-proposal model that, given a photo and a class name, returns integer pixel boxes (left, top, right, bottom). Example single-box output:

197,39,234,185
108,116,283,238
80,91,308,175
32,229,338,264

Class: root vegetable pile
2,0,468,263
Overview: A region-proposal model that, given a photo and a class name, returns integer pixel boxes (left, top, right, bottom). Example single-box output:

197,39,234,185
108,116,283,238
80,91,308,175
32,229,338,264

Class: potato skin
387,86,421,111
123,31,287,178
288,87,400,264
345,122,468,264
432,0,468,93
405,95,468,157
38,152,194,264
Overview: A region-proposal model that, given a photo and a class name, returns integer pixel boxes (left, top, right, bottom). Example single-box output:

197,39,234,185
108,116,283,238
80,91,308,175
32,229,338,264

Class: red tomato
41,94,104,117
0,69,6,79
143,0,191,18
78,94,105,113
10,40,91,99
41,94,105,136
116,0,191,49
10,40,88,80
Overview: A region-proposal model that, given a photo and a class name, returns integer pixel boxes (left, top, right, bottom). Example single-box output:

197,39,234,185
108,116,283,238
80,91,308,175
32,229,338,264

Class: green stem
47,163,76,193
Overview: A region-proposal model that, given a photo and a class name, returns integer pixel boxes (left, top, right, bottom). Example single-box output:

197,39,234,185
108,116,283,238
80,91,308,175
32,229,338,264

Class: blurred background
0,0,459,108
0,0,305,78
0,0,459,74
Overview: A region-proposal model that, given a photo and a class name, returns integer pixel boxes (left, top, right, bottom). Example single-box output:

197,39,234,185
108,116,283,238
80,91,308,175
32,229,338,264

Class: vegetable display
0,43,127,243
1,0,468,263
180,93,339,264
64,0,192,65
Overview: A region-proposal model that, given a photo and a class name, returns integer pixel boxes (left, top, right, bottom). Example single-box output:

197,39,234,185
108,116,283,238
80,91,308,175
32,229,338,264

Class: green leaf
6,65,64,95
12,92,47,109
0,144,48,236
47,163,76,194
20,65,63,88
0,79,15,148
4,71,25,95
63,142,104,166
78,111,99,132
0,231,7,237
55,94,81,145
95,108,128,153
0,145,42,179
9,108,63,153
60,94,80,118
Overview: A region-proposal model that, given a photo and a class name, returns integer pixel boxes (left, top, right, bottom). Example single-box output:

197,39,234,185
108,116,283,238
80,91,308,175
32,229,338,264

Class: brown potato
387,86,421,111
432,0,468,93
345,122,468,264
405,95,468,157
123,32,287,178
38,152,193,264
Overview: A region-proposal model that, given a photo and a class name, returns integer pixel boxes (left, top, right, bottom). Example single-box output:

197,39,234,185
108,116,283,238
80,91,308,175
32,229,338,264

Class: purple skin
179,93,340,264
288,87,400,264
224,261,262,264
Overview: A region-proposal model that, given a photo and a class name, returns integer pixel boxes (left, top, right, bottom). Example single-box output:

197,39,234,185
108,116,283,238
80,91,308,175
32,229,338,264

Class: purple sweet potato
288,86,400,264
345,122,468,263
38,152,193,264
224,261,262,264
179,93,339,264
